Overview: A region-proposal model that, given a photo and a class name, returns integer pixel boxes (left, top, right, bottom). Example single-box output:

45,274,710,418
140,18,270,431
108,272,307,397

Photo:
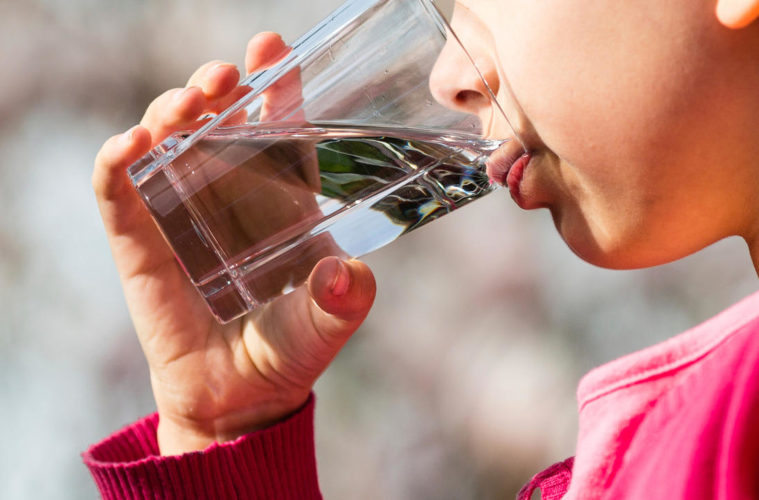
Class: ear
716,0,759,28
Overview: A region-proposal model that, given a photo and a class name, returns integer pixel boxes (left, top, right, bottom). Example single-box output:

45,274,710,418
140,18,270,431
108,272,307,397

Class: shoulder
608,292,759,499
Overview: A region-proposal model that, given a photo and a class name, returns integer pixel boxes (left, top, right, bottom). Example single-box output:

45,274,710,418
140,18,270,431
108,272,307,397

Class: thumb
306,257,376,340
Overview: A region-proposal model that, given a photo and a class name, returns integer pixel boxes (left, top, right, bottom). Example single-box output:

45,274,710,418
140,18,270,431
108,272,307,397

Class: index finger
244,32,315,189
244,32,304,121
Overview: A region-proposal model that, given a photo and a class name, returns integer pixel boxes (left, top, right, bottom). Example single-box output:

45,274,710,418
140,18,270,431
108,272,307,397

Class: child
85,0,759,498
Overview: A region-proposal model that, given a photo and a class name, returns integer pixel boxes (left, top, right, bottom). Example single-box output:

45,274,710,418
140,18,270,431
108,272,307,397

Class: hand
92,32,376,455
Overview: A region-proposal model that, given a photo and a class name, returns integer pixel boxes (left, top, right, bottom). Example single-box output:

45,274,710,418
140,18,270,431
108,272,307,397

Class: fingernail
330,260,351,297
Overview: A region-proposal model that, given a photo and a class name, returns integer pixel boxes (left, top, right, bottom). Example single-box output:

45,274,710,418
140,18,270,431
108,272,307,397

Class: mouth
486,142,532,208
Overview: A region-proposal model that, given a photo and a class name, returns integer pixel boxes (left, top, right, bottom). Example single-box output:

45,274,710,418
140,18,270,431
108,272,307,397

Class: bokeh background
1,0,756,498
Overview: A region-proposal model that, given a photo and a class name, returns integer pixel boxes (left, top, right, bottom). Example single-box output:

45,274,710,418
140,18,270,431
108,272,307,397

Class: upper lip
486,140,528,186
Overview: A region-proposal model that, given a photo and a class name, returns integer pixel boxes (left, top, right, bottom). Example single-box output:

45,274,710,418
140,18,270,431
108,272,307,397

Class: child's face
444,0,759,269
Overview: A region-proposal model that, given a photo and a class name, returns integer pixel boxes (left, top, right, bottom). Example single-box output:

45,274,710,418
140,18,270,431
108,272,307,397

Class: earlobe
716,0,759,29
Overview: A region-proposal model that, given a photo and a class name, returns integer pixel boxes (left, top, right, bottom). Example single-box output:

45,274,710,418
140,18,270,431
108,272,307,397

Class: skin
93,33,376,455
93,1,759,454
435,0,759,272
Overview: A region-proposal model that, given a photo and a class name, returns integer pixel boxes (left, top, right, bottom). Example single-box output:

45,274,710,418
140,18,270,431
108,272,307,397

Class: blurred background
0,0,756,498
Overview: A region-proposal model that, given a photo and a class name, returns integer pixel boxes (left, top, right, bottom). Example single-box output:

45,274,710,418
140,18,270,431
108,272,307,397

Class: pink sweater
84,291,759,499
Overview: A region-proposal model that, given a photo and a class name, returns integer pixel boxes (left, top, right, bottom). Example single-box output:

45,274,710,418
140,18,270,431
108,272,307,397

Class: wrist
154,395,312,456
156,418,218,456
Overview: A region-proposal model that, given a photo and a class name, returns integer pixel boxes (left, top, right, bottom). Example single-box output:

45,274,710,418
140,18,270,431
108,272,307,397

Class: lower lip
506,153,531,206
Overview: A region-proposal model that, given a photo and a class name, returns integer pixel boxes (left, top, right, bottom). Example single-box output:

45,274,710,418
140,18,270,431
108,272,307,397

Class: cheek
490,1,732,264
494,1,711,171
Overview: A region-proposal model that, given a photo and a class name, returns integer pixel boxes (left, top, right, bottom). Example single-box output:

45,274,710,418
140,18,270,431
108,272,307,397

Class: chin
565,240,656,270
552,211,682,271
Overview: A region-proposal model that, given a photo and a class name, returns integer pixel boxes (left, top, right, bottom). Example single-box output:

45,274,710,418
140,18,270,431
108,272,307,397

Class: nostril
455,89,488,108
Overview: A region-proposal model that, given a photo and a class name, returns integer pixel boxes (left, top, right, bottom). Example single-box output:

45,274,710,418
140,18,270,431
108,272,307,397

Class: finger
203,85,255,117
140,87,206,146
307,257,376,333
186,60,240,100
92,125,175,272
93,125,152,213
217,107,249,127
245,32,290,75
94,126,216,354
261,66,305,122
244,32,307,122
247,257,374,384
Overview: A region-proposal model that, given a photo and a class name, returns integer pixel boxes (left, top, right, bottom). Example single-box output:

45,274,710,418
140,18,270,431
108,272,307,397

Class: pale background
0,1,755,498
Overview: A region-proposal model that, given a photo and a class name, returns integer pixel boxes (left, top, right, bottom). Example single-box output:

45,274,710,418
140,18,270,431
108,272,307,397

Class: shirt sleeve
82,394,321,500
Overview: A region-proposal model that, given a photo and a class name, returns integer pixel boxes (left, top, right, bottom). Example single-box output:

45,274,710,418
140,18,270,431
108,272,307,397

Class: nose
429,35,501,125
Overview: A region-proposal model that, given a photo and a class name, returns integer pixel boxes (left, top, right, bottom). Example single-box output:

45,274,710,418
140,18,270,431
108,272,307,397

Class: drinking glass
127,0,521,323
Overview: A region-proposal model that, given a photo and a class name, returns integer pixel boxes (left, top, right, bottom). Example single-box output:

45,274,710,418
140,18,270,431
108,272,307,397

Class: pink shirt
519,290,759,499
85,291,759,499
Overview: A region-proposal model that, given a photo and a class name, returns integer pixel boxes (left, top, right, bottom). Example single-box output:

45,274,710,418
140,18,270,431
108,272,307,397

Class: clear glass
127,0,520,323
